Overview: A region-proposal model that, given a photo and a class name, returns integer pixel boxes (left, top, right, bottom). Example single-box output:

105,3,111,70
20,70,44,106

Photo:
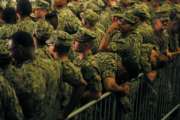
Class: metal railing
66,55,180,120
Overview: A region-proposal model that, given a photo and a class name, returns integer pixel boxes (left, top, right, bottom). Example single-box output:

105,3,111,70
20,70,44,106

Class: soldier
80,9,104,53
168,4,180,52
46,30,87,119
16,0,36,35
99,10,142,79
53,0,81,34
0,7,17,39
153,4,172,54
0,75,24,120
4,31,60,120
133,3,154,44
33,0,54,48
73,27,102,100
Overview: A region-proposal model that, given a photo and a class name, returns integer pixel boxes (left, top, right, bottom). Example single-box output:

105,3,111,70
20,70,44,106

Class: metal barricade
66,55,180,120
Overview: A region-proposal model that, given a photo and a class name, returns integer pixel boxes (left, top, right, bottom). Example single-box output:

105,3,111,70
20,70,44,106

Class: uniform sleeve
62,61,84,86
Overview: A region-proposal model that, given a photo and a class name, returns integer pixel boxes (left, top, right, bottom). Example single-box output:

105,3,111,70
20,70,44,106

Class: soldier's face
72,40,80,51
150,49,159,66
34,9,47,18
154,19,163,31
47,43,55,56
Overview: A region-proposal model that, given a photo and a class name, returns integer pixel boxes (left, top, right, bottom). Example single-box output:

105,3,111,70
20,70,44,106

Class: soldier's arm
99,21,120,50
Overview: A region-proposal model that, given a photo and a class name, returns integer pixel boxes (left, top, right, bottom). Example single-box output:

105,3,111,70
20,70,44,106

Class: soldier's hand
121,82,130,95
107,21,121,33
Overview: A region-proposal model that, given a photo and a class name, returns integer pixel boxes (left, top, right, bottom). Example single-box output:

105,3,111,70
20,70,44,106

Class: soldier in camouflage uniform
33,0,54,48
46,30,87,119
168,4,180,52
0,7,17,40
80,9,105,53
100,10,143,79
53,0,81,34
133,3,155,44
153,4,171,54
4,31,61,120
73,27,102,100
16,0,36,35
0,75,24,120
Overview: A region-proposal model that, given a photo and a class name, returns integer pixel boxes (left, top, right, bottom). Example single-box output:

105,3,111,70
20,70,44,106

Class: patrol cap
34,0,50,9
155,4,172,20
67,2,82,15
80,9,99,25
113,10,136,24
133,3,151,19
46,31,72,47
74,27,96,43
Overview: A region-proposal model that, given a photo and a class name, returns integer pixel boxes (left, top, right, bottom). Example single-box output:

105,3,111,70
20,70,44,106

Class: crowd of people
0,0,179,120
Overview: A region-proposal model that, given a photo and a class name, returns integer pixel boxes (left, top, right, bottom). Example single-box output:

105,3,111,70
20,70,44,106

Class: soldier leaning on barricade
45,30,87,120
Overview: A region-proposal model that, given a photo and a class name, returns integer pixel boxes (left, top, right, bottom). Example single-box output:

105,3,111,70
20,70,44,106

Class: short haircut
2,7,17,24
12,31,34,48
17,0,32,17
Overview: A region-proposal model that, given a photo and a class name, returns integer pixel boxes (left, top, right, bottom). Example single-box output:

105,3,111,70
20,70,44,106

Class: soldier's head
9,31,35,63
46,31,72,58
80,9,99,28
133,3,151,22
45,11,58,29
33,0,49,18
54,0,68,8
112,11,138,33
2,7,17,24
154,4,172,30
72,28,96,53
17,0,32,17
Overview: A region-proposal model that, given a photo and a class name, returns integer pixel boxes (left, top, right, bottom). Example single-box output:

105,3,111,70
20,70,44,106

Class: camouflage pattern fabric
35,19,53,40
0,75,24,120
74,55,102,92
4,57,61,120
0,24,18,40
17,17,37,35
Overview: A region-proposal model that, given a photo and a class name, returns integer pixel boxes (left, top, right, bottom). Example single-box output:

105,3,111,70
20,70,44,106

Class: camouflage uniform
140,43,158,73
0,75,24,120
4,57,61,120
133,3,154,44
80,9,105,53
107,11,143,78
73,28,102,94
153,5,171,53
16,17,37,35
56,7,81,34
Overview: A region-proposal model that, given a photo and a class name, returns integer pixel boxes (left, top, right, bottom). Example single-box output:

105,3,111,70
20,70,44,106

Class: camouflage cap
67,2,82,15
83,1,102,13
113,10,136,24
46,31,72,47
133,3,151,19
75,27,96,43
120,0,136,4
80,9,99,25
34,0,50,9
155,3,172,20
141,43,159,72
